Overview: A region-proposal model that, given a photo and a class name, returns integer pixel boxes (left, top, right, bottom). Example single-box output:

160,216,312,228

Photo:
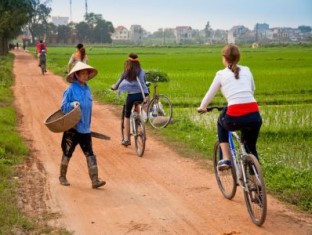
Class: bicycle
207,106,267,226
143,77,173,129
121,101,146,157
39,50,47,75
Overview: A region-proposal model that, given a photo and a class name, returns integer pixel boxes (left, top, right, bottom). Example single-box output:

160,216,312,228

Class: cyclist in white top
197,44,262,170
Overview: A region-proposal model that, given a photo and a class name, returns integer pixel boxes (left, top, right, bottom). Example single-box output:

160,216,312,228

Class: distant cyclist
39,49,47,73
67,43,88,73
36,40,47,67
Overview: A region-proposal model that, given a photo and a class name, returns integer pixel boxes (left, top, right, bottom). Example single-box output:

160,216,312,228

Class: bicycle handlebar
207,106,225,112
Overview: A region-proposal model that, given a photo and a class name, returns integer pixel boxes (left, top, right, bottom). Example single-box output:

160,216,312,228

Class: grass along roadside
0,54,71,234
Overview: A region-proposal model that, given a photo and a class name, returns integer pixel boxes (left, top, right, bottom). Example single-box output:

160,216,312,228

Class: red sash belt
227,102,259,116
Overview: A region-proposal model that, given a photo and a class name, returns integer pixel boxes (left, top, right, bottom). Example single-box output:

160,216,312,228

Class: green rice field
43,45,312,212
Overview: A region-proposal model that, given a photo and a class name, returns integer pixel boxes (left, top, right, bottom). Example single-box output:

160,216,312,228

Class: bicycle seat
133,101,143,105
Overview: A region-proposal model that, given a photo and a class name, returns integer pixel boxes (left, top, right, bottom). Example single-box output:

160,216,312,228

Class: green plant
145,70,170,82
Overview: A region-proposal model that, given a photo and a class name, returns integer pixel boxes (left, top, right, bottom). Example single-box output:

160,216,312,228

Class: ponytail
228,64,240,79
80,48,86,62
222,44,241,79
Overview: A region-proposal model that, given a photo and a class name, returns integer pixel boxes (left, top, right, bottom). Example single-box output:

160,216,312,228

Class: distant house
271,27,299,43
52,16,69,26
174,26,193,43
129,25,144,44
227,25,252,43
254,23,271,42
254,23,269,34
111,26,129,41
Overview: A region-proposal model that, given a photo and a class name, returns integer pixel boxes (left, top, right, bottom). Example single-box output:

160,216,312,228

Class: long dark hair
124,53,141,81
79,47,86,62
222,44,240,79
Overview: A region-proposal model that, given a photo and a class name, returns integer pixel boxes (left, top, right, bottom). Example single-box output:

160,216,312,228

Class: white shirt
200,65,256,109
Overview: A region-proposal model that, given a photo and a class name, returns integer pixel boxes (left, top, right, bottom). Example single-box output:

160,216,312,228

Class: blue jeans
218,109,262,159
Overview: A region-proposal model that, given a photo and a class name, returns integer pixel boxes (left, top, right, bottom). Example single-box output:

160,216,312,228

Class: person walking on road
67,43,88,73
59,61,106,188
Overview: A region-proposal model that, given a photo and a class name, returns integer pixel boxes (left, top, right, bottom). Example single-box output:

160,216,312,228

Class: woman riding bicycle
111,53,149,146
197,44,262,171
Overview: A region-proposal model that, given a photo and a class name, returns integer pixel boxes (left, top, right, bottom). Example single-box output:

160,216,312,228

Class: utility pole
69,0,72,22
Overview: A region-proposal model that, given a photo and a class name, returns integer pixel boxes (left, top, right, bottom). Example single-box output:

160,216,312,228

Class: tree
85,13,103,29
94,20,114,43
76,12,114,44
46,22,57,36
57,25,72,43
75,22,91,43
151,28,165,38
204,21,212,42
0,0,33,55
27,0,51,44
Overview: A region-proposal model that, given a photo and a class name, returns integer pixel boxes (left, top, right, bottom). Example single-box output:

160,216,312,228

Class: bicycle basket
44,105,81,133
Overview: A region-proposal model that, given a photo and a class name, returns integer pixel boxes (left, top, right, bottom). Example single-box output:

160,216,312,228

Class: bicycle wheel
243,154,267,226
41,63,45,75
147,94,172,129
213,141,237,199
134,117,145,157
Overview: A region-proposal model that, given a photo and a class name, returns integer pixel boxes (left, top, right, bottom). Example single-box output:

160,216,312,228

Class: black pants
124,93,148,118
218,109,262,159
61,128,94,158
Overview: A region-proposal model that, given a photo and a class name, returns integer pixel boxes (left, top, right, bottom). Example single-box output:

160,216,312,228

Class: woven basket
44,105,81,133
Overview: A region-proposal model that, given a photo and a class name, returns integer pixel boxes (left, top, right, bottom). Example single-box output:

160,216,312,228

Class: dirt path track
12,50,312,235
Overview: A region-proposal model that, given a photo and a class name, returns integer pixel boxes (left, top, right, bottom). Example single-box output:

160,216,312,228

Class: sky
50,0,312,32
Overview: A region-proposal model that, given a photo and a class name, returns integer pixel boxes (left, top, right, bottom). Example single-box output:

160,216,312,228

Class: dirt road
12,50,312,235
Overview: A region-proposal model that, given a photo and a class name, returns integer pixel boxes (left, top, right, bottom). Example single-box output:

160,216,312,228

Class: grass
0,54,71,234
36,45,312,213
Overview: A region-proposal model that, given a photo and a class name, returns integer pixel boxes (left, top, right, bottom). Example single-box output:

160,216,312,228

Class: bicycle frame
151,81,158,99
121,103,141,137
228,131,250,190
39,52,46,75
121,102,146,157
130,104,141,134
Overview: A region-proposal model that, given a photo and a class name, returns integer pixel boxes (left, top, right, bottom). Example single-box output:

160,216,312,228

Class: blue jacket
116,70,149,95
61,80,92,133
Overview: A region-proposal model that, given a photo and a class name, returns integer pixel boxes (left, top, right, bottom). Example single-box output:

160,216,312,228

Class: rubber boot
87,155,106,188
59,155,70,186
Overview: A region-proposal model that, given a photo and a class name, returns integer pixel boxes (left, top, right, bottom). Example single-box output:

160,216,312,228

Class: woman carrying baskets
59,61,105,188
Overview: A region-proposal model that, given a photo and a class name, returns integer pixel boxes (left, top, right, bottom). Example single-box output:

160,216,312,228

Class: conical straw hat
66,61,98,83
